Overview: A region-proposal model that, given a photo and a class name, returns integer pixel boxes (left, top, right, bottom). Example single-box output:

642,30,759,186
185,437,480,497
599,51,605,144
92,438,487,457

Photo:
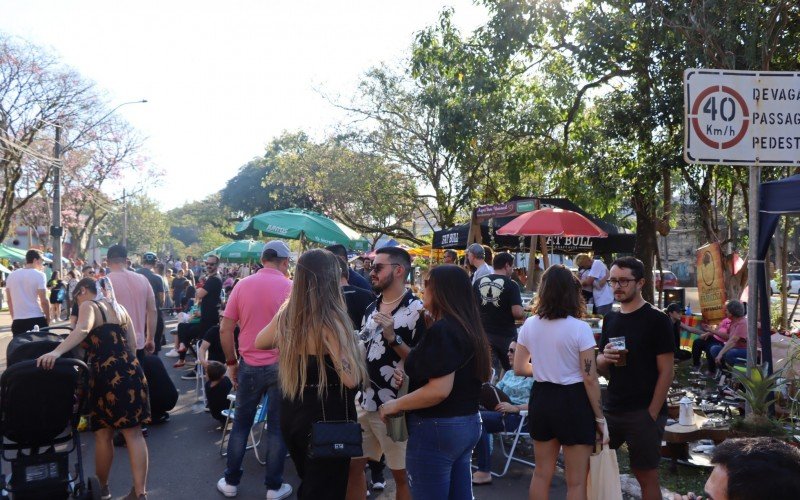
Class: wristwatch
389,335,403,347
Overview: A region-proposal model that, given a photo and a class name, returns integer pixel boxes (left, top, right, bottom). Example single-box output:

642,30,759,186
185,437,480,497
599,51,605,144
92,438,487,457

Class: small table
663,415,729,472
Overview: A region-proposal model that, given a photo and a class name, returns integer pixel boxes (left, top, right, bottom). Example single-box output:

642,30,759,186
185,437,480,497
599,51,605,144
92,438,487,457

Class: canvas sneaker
216,478,237,498
164,349,180,358
266,483,292,500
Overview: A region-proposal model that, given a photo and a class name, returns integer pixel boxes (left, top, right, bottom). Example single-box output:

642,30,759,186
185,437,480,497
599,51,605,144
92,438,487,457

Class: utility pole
51,125,63,276
122,188,128,247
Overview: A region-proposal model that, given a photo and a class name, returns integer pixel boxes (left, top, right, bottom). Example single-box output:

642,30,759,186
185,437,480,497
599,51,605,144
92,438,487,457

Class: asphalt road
0,316,553,500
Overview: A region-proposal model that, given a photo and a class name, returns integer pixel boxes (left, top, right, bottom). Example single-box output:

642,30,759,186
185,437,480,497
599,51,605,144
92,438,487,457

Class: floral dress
81,301,150,431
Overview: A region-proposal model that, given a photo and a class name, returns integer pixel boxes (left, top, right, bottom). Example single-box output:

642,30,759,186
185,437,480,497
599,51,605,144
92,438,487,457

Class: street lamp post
50,99,147,275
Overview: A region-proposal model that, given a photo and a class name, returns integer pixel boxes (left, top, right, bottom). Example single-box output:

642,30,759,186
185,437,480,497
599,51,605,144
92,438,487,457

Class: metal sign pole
746,164,760,380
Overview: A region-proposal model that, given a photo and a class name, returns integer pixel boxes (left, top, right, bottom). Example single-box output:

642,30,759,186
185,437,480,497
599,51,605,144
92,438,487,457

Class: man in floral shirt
347,247,425,500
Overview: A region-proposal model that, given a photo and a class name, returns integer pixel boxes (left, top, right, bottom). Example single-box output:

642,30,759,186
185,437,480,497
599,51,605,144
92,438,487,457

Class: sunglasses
204,262,218,266
371,263,399,274
507,348,515,354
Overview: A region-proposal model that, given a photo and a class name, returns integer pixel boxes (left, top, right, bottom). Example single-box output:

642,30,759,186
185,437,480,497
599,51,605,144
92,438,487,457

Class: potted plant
729,364,786,437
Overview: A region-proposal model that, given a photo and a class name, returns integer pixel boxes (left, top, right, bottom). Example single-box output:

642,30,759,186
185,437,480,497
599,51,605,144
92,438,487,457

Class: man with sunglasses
597,257,674,500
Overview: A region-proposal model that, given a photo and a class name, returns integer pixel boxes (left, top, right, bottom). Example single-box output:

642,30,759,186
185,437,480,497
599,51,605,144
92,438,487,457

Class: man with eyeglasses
597,257,674,500
348,246,424,500
6,249,49,335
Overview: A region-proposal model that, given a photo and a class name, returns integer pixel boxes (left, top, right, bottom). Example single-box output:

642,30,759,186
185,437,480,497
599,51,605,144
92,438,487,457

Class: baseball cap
665,302,683,314
107,244,128,260
262,240,291,259
142,252,157,264
467,243,485,259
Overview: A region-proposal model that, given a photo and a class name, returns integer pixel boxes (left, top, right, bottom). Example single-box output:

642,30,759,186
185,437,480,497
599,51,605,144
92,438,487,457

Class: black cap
107,244,128,260
142,252,157,264
665,302,682,314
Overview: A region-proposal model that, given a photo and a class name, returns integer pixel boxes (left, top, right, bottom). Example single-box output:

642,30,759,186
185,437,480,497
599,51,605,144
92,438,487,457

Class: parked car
786,273,800,295
654,270,679,290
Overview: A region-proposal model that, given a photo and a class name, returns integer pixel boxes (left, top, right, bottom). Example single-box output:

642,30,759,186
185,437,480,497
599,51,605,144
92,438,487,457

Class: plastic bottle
685,304,692,316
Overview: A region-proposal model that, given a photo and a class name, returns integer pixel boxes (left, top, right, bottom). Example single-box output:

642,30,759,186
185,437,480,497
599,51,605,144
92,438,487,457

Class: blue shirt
348,268,372,290
496,370,533,406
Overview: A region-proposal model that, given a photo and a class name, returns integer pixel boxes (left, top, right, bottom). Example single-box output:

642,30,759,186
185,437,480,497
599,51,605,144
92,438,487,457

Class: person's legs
473,411,507,479
562,444,593,500
368,456,386,487
724,348,748,366
262,364,289,492
405,417,451,500
691,337,707,367
346,458,368,500
632,468,661,500
223,362,264,486
446,415,482,500
530,439,560,500
625,409,666,500
94,428,115,488
121,426,149,496
706,340,723,373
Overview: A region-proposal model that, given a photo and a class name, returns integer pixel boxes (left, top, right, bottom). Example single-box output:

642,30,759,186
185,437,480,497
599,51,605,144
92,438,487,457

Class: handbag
308,387,363,459
587,443,623,500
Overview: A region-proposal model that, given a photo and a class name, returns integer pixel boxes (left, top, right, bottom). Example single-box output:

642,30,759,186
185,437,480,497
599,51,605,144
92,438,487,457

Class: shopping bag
587,444,623,500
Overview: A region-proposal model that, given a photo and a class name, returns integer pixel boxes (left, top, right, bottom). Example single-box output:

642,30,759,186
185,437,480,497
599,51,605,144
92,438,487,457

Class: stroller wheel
85,477,101,500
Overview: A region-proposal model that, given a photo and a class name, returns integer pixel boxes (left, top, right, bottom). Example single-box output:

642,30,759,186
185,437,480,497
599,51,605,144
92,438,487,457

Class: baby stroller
0,327,101,499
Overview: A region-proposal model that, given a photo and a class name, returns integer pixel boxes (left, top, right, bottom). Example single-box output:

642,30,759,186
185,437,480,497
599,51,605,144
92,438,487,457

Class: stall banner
679,315,702,351
697,242,728,322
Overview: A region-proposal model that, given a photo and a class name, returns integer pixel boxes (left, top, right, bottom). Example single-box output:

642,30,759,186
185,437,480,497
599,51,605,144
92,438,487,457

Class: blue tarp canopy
757,174,800,372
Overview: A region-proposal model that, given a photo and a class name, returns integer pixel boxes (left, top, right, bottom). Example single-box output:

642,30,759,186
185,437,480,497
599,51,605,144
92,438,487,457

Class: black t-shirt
136,268,165,308
405,316,482,418
200,275,222,325
599,303,675,413
342,285,375,330
171,277,187,297
473,274,522,340
205,377,233,422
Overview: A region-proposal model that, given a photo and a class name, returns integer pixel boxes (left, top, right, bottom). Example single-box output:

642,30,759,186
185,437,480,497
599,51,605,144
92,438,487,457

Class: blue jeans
709,345,749,368
406,413,482,500
224,361,287,490
475,410,523,472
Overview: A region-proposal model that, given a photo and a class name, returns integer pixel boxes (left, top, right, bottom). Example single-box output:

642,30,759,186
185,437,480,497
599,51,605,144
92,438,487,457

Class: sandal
173,360,185,368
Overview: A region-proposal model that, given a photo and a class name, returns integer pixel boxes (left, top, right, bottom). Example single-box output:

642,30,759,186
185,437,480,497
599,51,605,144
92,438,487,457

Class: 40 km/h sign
684,69,800,166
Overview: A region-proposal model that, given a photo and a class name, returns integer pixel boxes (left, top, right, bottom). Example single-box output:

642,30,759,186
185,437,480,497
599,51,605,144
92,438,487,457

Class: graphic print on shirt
477,276,507,307
358,293,424,412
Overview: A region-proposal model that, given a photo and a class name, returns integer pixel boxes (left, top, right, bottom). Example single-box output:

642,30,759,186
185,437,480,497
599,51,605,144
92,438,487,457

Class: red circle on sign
690,85,750,149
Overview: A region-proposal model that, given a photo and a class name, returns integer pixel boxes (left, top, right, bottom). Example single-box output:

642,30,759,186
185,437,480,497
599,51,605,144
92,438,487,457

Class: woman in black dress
38,277,151,500
47,270,65,322
255,249,367,499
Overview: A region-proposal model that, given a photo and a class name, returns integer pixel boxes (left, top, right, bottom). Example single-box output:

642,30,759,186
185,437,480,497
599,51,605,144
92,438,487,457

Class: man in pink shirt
217,240,293,500
106,244,157,359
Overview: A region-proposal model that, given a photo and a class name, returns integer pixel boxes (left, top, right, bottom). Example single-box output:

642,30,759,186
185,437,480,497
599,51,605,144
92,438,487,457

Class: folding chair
219,392,269,465
492,410,535,477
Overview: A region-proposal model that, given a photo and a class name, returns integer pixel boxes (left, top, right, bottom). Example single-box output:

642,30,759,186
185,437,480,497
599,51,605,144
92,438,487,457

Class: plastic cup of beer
609,337,628,366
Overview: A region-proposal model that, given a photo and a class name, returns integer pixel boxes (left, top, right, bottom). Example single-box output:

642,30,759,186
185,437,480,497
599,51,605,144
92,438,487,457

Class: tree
106,195,169,254
220,132,317,219
267,137,422,244
0,36,109,243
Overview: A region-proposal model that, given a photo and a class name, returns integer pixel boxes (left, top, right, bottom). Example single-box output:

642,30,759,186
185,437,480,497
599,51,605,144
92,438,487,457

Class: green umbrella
0,244,51,262
204,239,266,263
235,209,369,251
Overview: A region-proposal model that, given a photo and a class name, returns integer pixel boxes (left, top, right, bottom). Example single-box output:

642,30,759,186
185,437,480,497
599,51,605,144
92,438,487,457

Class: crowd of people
2,242,795,499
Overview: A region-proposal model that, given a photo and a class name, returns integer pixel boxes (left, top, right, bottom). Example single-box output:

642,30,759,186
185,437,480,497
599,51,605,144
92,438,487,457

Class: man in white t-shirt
6,249,49,335
581,257,614,315
467,243,493,284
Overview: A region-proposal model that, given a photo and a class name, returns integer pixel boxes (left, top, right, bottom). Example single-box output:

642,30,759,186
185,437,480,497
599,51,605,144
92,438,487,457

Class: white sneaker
266,483,292,500
216,477,237,498
165,348,179,358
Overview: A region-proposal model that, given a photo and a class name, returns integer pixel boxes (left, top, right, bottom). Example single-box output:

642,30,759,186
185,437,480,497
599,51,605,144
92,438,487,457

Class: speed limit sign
684,69,800,166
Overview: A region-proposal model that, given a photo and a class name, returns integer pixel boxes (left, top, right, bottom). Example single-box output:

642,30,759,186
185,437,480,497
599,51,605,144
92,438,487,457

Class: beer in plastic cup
608,336,628,366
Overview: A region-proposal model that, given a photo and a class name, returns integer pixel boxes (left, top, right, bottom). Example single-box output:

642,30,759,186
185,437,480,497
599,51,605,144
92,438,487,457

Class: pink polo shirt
223,267,292,366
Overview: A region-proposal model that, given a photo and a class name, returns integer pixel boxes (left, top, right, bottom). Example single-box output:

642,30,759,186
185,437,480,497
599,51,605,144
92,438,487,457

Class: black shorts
529,381,595,446
606,408,667,470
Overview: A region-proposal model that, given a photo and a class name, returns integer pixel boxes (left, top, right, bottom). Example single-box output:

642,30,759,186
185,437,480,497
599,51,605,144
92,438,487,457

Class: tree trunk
632,192,658,305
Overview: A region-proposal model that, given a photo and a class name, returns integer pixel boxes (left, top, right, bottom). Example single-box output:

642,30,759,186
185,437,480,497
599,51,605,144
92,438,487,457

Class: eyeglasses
507,348,515,354
371,263,399,274
608,278,637,288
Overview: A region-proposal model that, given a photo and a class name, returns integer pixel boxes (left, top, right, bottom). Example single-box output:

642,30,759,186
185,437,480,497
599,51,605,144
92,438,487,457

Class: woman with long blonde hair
255,249,367,499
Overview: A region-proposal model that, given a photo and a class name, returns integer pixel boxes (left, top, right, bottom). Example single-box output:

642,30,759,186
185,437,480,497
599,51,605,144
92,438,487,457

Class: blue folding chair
219,392,269,465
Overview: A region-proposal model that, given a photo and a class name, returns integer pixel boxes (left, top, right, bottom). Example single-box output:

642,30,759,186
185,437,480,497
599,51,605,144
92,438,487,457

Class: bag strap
320,386,350,422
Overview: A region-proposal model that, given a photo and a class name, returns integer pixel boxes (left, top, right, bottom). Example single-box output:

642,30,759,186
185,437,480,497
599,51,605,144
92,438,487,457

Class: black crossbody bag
308,387,363,459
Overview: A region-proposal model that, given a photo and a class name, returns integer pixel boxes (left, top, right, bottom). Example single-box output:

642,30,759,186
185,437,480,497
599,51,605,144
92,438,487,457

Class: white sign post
684,69,800,166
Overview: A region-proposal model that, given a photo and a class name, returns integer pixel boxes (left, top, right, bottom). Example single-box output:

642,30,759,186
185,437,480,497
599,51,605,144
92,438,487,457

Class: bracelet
595,417,606,423
225,359,238,366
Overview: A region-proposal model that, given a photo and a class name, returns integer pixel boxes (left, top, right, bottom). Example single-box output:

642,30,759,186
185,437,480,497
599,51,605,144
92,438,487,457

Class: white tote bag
587,444,623,500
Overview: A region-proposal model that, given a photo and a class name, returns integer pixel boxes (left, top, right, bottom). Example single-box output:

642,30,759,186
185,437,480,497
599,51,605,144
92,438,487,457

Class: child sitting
205,360,233,423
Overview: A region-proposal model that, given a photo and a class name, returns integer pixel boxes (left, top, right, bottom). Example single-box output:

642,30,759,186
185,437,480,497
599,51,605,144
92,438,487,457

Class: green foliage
731,365,784,423
106,195,170,254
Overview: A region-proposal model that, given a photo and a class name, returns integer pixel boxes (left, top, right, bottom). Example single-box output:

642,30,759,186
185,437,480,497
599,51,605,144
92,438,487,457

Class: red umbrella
496,208,608,238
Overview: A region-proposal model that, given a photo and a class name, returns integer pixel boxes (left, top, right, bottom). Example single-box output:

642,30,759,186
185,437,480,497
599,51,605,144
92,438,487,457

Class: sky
2,0,489,210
